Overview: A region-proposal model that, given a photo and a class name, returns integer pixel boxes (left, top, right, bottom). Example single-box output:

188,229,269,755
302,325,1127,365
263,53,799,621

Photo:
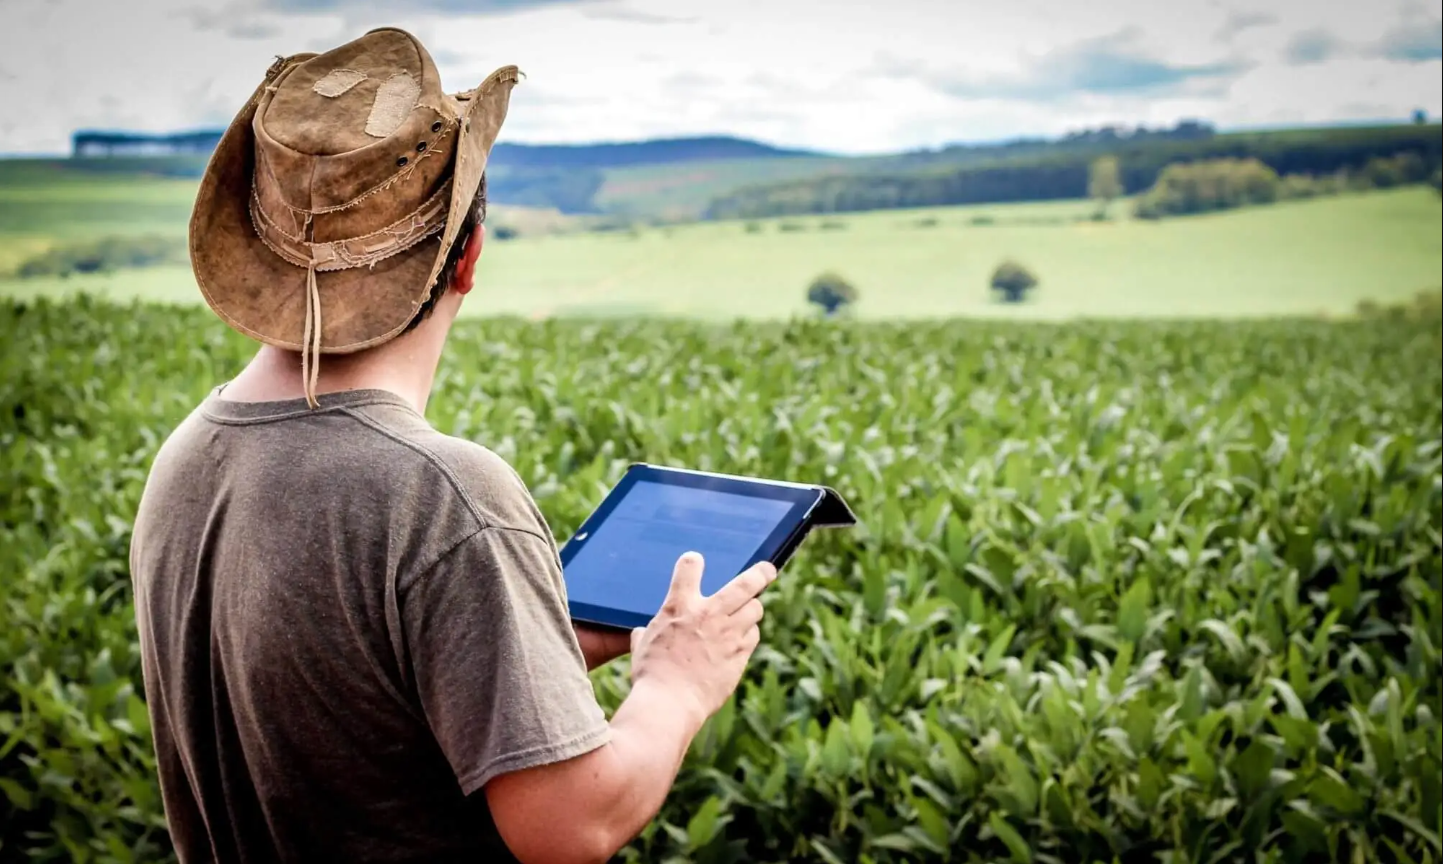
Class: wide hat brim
189,53,519,354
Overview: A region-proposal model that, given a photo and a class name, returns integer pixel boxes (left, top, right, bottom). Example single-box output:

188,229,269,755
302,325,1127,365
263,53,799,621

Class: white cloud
0,0,1438,156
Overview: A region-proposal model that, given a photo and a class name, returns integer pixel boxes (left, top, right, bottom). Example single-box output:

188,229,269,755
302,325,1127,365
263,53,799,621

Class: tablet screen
563,479,803,624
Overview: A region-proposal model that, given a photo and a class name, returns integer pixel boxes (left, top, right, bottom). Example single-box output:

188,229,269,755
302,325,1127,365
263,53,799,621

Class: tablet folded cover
810,485,858,529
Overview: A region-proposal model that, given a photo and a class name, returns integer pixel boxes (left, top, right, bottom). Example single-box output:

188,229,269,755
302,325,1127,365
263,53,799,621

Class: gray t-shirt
129,387,610,862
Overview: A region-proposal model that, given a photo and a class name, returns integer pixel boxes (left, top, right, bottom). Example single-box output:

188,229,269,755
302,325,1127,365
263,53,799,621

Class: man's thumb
630,627,645,655
667,551,705,600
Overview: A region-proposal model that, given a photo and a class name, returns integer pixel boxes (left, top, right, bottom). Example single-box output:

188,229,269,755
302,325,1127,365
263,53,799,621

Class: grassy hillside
3,184,1439,321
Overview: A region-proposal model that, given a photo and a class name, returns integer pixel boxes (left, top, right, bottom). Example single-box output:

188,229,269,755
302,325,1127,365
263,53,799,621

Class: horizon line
2,115,1434,161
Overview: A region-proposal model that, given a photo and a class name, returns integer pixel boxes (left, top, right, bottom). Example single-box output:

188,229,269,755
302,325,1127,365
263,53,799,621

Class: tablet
560,463,856,630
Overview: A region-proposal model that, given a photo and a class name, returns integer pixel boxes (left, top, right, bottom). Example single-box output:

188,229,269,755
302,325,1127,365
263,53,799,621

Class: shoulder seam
410,525,487,585
340,406,489,531
406,524,561,594
484,523,556,547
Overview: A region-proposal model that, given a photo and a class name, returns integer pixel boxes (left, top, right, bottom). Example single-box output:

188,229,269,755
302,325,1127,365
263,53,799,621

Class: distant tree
1362,155,1405,188
807,272,858,316
492,225,519,241
990,260,1038,303
1356,151,1431,189
1133,157,1281,219
1088,155,1123,218
1413,108,1428,125
1317,168,1351,196
1278,174,1321,200
1431,167,1442,195
1343,167,1376,193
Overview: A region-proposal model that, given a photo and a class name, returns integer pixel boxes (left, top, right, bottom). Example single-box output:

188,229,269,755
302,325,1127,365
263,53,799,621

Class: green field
466,191,1441,320
2,158,1439,320
3,299,1440,862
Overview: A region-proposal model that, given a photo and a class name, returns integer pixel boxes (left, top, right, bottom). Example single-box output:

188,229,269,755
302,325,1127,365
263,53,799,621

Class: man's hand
574,623,631,671
628,552,776,724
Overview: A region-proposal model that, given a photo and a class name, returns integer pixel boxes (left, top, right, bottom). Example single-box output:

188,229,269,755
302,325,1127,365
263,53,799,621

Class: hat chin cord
300,264,323,409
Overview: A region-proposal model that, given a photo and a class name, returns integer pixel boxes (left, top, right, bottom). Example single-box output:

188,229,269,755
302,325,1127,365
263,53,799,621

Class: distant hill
68,128,820,170
59,130,831,217
489,135,824,169
43,120,1443,221
489,120,1231,217
484,135,830,216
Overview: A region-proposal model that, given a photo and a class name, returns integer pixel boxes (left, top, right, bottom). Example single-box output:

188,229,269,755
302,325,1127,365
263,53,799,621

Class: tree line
705,124,1443,219
1127,152,1438,219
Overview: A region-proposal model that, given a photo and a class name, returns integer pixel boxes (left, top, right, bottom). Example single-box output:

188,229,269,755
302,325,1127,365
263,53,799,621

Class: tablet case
807,485,859,529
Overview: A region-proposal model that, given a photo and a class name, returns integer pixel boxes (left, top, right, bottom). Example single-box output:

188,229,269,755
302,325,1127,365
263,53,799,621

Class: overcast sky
0,0,1439,156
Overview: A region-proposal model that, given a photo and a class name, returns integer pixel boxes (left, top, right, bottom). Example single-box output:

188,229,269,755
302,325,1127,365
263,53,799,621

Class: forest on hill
705,123,1443,219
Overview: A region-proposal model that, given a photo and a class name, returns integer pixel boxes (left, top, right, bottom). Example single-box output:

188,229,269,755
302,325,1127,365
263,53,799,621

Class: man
129,27,775,864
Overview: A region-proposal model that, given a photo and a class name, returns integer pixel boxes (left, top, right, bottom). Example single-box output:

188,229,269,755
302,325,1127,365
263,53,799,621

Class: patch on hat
365,70,421,138
313,68,368,98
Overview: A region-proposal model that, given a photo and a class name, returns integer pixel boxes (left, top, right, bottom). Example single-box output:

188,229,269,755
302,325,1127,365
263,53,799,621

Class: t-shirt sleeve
400,526,611,795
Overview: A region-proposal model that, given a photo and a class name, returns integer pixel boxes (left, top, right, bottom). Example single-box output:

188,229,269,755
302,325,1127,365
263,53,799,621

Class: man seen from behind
129,27,775,864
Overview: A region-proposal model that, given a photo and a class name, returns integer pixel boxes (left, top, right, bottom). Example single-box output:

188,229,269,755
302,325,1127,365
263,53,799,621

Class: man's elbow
487,746,646,864
505,821,625,864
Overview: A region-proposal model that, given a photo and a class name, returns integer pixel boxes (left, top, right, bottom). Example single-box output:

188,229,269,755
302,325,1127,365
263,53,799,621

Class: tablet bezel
560,464,824,630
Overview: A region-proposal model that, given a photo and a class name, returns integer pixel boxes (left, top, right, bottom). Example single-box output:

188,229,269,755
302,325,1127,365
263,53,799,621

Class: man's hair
401,173,488,333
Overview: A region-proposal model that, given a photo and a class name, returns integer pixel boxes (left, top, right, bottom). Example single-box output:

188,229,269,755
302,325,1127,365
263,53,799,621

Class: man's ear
452,225,485,297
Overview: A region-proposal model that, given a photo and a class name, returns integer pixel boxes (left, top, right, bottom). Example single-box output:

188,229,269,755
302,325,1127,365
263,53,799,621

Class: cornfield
2,296,1440,863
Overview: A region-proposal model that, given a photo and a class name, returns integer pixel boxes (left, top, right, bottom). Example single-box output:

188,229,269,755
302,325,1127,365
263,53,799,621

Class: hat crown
262,28,450,157
253,28,458,217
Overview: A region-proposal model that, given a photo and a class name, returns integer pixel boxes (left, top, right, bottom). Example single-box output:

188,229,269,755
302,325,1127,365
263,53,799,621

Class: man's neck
220,324,445,416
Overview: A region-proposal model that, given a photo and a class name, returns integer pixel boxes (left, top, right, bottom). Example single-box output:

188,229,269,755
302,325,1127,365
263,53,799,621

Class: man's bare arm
573,623,631,671
484,554,774,864
484,678,704,864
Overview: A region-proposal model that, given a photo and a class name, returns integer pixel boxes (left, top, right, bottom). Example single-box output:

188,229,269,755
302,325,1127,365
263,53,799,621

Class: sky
0,0,1439,156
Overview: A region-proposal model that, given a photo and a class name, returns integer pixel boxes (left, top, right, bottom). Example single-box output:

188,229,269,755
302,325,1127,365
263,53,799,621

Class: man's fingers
663,551,705,609
732,598,765,628
710,561,777,614
736,624,762,655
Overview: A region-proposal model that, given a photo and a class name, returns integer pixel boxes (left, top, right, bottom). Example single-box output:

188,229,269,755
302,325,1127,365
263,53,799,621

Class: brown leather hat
189,27,519,405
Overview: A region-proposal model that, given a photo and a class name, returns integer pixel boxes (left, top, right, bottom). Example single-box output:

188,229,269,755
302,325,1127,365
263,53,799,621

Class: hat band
249,181,453,272
247,179,452,409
